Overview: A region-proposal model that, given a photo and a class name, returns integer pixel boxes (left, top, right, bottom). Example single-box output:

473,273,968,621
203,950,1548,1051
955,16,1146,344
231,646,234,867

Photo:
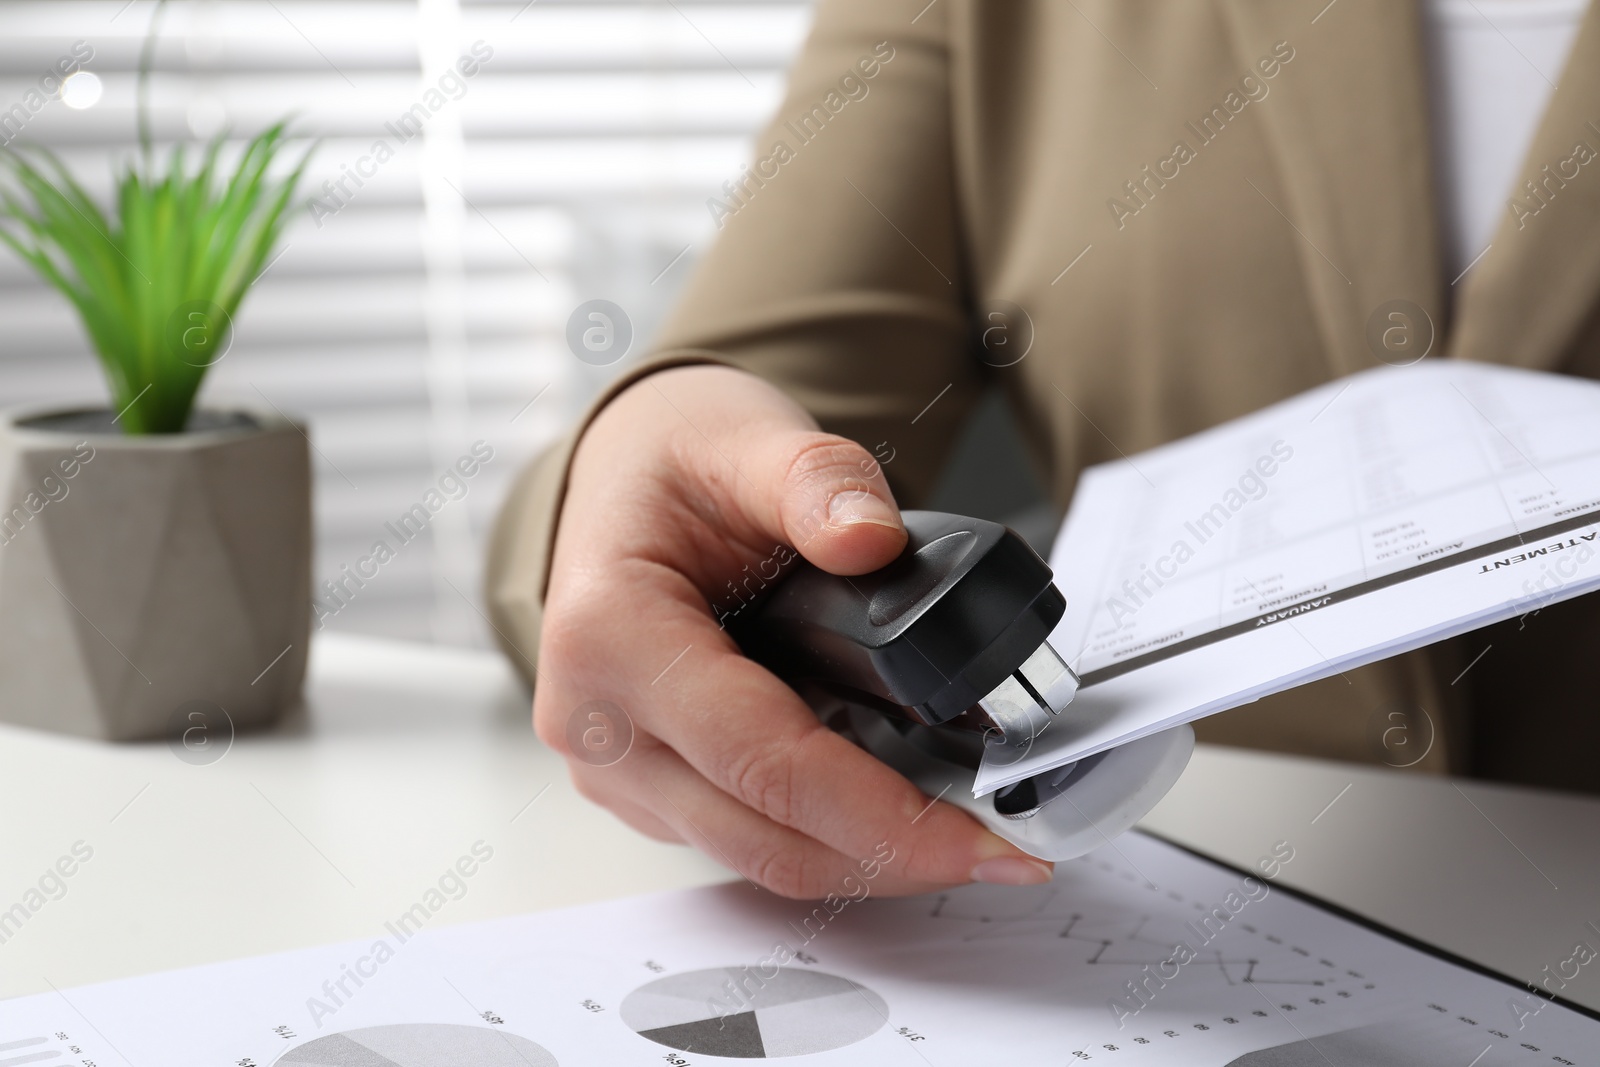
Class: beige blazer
489,0,1600,793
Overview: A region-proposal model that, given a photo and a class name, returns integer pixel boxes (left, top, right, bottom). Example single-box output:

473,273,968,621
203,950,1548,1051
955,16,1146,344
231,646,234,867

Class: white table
2,633,1596,1013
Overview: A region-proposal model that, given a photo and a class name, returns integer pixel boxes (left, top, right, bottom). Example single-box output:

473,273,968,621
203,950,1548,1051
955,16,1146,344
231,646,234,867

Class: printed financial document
978,361,1600,794
2,832,1594,1064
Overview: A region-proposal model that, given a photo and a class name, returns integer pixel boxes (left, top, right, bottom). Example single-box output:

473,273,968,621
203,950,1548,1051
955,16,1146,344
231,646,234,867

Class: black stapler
734,511,1193,860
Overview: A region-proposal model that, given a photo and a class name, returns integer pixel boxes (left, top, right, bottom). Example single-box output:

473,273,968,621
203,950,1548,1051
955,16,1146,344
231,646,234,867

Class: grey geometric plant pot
0,405,311,741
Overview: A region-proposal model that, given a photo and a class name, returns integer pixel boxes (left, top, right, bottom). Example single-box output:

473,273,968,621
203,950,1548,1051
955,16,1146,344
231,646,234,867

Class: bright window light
60,70,102,110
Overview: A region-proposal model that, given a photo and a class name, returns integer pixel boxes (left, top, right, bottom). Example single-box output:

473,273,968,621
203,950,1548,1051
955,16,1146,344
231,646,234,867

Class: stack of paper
980,361,1600,794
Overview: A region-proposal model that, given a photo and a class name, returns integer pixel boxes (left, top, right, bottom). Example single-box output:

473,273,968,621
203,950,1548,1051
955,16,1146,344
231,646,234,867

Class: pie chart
621,966,888,1058
275,1023,557,1067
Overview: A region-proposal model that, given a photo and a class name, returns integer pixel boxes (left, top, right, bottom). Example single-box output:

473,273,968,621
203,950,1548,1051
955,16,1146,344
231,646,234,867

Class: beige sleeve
485,0,986,687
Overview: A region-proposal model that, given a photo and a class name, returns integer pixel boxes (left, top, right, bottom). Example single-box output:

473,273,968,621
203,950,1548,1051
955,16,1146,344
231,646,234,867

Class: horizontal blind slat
0,0,813,645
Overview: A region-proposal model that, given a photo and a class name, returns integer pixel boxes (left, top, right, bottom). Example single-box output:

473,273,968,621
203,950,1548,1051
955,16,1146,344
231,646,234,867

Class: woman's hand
532,364,1053,898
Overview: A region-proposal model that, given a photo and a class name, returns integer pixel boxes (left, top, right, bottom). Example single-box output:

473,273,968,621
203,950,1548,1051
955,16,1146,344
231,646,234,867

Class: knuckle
532,621,577,689
726,737,802,826
782,433,876,494
530,690,575,761
567,758,644,812
747,841,830,900
531,598,616,758
568,766,609,806
627,812,683,845
540,593,605,663
532,700,567,754
876,827,943,883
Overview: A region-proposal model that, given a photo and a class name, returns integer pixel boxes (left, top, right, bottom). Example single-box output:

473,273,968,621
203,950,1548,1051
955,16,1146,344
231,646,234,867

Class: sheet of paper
977,361,1600,795
3,832,1594,1065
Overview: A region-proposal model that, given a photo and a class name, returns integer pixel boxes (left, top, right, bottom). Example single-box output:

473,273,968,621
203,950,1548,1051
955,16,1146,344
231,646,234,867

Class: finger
649,367,909,576
754,427,907,575
580,584,1053,888
589,785,683,844
581,736,957,898
537,705,683,843
663,643,1051,887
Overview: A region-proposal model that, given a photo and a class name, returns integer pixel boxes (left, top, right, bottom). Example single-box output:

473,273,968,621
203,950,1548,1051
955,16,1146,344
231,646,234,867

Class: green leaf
0,118,312,434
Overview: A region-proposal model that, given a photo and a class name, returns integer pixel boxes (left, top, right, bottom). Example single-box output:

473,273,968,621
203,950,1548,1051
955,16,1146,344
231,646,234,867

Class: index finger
627,587,1052,887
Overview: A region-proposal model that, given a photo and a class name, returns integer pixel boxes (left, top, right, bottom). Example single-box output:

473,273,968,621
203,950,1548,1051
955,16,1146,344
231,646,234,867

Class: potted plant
0,20,313,742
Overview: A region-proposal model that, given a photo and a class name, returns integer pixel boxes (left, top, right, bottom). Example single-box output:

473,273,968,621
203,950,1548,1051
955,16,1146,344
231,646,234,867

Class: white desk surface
2,633,1596,1012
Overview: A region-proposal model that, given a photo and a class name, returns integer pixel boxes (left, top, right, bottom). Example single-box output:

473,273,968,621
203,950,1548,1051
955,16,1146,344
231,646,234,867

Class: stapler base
809,688,1194,862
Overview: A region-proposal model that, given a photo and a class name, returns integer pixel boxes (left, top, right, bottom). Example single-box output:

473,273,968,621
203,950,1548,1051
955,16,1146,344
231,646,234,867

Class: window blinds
0,0,810,645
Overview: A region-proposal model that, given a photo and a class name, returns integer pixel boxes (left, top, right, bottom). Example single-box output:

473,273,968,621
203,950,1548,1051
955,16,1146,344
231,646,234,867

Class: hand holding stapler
732,511,1193,861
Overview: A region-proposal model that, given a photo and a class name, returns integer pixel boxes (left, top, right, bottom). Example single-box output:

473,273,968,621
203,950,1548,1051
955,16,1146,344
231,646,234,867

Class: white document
3,832,1595,1064
977,361,1600,795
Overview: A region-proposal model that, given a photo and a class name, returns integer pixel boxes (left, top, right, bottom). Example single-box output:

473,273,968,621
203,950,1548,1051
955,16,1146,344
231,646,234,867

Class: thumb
748,430,907,576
